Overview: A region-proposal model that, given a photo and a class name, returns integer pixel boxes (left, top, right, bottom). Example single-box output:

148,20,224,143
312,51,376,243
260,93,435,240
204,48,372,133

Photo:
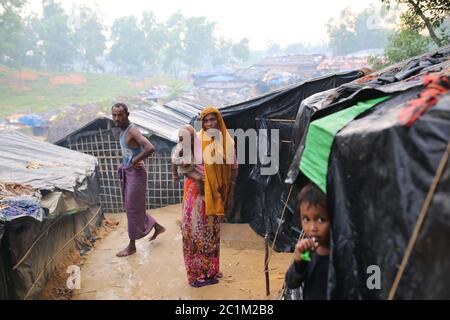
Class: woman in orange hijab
181,106,238,287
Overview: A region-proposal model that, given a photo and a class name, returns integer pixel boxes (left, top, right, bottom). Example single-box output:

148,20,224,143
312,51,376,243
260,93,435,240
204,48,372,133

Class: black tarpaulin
0,220,6,299
282,45,450,299
327,89,450,300
4,206,102,299
203,70,366,251
286,46,450,185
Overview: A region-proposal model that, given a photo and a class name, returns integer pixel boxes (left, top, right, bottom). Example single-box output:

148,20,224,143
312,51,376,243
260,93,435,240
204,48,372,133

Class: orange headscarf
200,107,234,216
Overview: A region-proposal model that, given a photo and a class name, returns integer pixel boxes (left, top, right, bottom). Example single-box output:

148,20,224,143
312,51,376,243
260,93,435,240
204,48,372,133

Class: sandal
190,278,219,288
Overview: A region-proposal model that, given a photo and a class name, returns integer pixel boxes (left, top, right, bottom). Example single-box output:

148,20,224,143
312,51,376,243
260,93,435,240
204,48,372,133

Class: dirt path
72,204,291,300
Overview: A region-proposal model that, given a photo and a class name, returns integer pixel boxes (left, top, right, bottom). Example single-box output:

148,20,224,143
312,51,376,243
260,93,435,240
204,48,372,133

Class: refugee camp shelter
0,130,102,299
55,100,205,213
283,45,450,299
192,65,235,86
254,54,325,76
198,69,367,250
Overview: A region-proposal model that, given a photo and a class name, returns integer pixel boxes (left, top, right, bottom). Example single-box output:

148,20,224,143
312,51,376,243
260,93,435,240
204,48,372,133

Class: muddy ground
43,204,292,300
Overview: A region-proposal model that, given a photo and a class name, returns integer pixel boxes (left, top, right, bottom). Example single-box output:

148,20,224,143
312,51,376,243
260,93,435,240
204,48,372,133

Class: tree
232,38,250,63
0,0,26,66
373,0,449,67
184,16,216,68
211,37,233,66
20,14,45,69
0,0,25,10
39,0,76,71
140,11,166,71
382,0,450,47
384,28,431,63
285,43,308,54
327,6,393,55
353,6,392,51
71,5,106,72
109,15,145,74
266,42,282,56
162,12,186,74
326,7,358,55
285,42,329,54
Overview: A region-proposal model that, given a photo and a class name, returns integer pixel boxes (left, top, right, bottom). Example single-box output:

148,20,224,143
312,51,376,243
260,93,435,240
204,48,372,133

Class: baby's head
178,124,195,147
297,183,330,248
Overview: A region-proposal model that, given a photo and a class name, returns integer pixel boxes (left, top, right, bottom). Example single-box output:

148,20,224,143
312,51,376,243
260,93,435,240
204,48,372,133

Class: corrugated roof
129,106,190,142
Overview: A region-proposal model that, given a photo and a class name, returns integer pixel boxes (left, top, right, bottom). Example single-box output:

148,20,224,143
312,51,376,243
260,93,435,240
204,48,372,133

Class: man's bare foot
149,223,166,241
116,246,136,257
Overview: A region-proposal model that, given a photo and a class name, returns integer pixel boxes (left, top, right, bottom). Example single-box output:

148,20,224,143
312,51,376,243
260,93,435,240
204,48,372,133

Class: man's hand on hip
132,160,144,169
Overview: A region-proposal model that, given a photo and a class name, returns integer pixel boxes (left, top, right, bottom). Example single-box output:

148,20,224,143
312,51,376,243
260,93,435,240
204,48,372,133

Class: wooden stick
12,216,64,270
388,140,450,300
23,207,101,300
265,233,270,296
265,184,294,268
268,119,296,123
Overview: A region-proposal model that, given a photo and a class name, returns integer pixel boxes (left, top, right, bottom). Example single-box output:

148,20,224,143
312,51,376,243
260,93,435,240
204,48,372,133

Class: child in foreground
284,182,330,300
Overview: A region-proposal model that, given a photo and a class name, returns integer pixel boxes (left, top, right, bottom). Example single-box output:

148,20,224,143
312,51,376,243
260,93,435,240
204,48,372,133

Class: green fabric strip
299,96,391,193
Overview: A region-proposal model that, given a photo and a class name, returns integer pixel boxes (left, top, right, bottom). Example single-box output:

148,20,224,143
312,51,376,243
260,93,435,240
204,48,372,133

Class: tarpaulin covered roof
283,44,450,299
0,130,102,299
286,45,450,184
0,130,97,193
326,85,450,300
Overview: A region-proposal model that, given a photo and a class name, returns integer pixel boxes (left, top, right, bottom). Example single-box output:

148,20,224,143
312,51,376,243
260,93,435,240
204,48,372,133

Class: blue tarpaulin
18,115,44,127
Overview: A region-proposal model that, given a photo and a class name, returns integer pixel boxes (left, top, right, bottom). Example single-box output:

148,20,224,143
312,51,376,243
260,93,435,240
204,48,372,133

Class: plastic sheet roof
0,130,97,192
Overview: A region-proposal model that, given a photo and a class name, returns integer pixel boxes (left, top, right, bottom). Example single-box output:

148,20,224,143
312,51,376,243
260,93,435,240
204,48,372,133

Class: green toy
300,251,311,262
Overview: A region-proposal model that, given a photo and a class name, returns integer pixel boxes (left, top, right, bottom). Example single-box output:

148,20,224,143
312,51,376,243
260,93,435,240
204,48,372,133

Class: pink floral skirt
182,178,220,286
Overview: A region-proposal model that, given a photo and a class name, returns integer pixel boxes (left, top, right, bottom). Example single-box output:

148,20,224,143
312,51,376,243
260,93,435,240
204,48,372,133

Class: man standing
112,103,166,257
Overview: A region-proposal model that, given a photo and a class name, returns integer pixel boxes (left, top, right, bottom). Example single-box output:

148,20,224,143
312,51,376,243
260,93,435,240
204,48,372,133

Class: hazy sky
26,0,380,49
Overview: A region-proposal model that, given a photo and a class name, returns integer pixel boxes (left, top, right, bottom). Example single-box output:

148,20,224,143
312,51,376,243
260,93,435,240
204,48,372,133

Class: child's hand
294,238,319,262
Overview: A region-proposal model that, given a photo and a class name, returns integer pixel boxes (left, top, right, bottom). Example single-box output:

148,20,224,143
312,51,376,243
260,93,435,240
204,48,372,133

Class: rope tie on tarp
399,74,450,127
